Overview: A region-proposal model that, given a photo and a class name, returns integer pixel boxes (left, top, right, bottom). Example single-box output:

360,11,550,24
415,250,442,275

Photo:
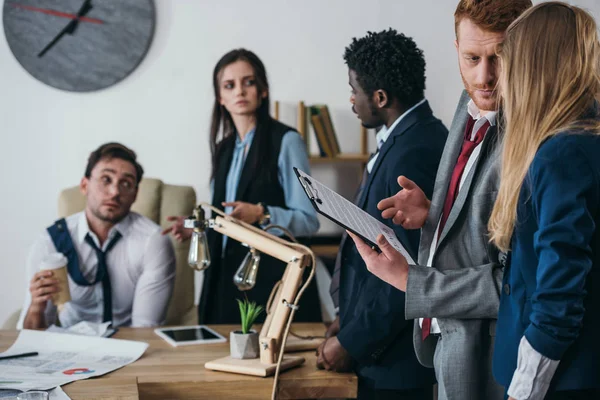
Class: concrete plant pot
230,330,259,359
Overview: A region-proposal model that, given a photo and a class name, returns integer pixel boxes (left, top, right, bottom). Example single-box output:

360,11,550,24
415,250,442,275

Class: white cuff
56,302,78,328
507,336,560,400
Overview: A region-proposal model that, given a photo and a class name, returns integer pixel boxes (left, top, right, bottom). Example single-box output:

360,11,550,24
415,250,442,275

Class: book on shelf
309,107,333,157
308,104,340,158
316,105,341,155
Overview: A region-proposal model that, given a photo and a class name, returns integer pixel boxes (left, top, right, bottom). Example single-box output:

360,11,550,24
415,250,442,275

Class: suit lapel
437,125,498,246
419,91,471,262
428,112,469,223
357,101,433,208
357,140,389,208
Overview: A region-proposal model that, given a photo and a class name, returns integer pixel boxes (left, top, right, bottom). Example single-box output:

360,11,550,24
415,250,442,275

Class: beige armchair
2,178,198,329
56,177,198,326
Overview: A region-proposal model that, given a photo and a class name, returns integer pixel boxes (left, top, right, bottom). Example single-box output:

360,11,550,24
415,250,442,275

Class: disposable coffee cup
39,253,71,307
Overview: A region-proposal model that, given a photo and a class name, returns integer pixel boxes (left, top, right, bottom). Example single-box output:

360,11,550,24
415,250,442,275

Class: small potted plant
230,298,264,359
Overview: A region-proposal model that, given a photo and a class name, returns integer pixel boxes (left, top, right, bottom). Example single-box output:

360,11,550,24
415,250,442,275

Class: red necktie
421,117,490,341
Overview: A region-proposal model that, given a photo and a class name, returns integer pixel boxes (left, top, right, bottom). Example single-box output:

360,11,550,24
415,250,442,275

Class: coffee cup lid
40,253,68,270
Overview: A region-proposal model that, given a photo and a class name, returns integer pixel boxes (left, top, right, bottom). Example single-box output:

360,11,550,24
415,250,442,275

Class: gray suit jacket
405,91,504,399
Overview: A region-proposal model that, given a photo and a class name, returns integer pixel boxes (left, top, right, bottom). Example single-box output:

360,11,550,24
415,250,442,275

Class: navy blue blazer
493,131,600,392
337,100,447,390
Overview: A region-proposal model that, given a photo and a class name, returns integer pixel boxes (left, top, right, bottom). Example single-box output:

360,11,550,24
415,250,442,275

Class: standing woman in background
489,3,600,399
164,49,320,324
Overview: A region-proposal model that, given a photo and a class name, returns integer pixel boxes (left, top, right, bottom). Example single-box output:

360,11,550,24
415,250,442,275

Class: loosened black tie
83,232,122,323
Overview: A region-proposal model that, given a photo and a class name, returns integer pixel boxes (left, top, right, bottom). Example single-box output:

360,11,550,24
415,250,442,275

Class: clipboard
294,167,415,264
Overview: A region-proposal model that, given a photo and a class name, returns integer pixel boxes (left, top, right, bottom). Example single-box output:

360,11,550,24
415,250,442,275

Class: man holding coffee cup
17,143,176,329
38,253,71,312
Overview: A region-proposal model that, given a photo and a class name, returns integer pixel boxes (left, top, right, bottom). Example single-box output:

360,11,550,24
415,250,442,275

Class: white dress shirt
17,211,176,329
366,99,427,173
419,100,497,334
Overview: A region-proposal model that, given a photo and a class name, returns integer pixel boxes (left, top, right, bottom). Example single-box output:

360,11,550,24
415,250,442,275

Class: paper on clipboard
294,168,415,264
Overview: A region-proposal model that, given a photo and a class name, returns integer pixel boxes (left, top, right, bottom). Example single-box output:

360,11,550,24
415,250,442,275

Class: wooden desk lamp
185,204,316,378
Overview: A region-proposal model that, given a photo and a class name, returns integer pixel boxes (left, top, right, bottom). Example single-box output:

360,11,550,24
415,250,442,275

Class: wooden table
0,323,357,399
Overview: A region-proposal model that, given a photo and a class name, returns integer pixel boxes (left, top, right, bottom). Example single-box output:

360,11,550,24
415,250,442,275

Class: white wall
1,0,598,325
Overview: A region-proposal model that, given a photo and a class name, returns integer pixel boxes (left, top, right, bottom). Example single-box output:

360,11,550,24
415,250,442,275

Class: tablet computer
154,325,227,347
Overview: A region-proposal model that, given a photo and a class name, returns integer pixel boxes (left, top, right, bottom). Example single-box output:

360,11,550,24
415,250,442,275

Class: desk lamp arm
188,203,316,400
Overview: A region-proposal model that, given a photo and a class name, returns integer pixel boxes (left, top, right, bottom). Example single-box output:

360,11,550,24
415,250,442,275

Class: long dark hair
209,49,272,180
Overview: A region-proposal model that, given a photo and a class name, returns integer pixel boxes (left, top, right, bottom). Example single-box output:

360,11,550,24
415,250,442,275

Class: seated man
17,142,175,329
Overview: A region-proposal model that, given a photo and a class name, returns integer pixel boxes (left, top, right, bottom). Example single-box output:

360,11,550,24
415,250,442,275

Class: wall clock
3,0,155,92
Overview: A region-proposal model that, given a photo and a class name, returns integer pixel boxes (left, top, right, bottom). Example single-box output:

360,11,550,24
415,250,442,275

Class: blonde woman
488,2,600,399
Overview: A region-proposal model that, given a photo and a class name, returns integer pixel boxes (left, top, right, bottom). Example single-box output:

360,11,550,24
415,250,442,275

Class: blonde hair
489,1,600,252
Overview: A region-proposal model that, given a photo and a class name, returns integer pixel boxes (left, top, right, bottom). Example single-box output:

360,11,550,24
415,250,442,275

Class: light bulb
188,230,211,271
233,249,260,291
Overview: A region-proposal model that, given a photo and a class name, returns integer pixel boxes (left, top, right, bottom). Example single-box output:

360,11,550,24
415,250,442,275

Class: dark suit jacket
337,100,447,390
494,130,600,392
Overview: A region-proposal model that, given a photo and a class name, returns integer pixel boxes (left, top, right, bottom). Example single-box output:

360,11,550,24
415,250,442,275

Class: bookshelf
274,101,370,258
274,101,370,166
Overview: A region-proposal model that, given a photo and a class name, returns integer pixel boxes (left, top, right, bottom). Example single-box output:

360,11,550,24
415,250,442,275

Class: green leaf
245,302,254,333
247,303,264,330
236,298,264,334
237,298,248,334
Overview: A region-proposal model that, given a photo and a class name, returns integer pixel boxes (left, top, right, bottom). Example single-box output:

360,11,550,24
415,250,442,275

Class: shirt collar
467,99,497,126
376,99,427,148
235,128,256,148
77,211,130,248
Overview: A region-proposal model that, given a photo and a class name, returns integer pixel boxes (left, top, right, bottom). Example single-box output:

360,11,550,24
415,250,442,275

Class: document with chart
0,329,148,392
294,167,415,264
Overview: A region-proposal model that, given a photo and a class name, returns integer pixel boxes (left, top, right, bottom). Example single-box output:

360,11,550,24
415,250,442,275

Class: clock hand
65,0,93,36
37,0,94,58
8,3,104,25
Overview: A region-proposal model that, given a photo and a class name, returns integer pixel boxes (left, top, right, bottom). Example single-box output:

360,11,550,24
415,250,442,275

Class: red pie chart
63,368,95,375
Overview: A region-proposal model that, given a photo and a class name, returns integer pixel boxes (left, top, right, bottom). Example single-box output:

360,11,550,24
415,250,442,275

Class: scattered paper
0,330,147,392
46,321,115,338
